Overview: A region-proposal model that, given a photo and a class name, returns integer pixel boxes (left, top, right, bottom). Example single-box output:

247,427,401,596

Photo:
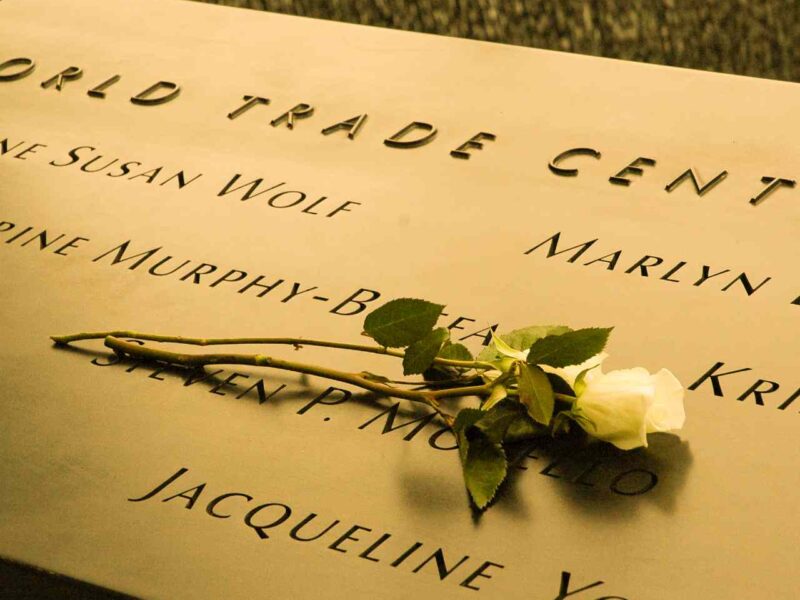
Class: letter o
609,469,658,496
0,57,36,81
428,427,458,451
268,191,306,208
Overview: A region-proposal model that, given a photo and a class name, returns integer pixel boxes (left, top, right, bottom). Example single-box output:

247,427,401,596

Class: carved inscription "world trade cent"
1,55,797,209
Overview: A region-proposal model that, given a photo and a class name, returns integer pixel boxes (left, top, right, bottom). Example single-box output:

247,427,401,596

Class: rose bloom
574,367,685,450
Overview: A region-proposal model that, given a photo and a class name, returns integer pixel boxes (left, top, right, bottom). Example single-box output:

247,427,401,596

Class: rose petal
541,352,608,388
575,369,652,450
645,368,685,433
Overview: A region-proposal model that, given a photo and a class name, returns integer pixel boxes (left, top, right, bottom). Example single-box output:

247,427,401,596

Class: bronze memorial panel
0,0,797,598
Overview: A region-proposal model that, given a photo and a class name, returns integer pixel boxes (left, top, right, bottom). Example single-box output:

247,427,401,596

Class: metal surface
0,1,798,598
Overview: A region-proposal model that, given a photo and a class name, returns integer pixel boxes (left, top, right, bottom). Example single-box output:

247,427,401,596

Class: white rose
574,367,685,450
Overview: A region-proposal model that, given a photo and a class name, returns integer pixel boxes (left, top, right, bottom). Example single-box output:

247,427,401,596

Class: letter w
217,174,284,201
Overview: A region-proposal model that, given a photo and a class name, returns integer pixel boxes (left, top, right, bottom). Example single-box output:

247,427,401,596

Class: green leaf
573,368,593,396
453,408,484,433
475,400,528,443
438,342,473,362
546,372,574,396
454,403,533,508
477,325,571,361
363,298,444,348
552,409,593,436
518,363,555,425
454,408,486,464
550,411,573,436
490,333,528,360
402,327,449,375
482,384,508,411
422,365,458,383
461,428,507,510
526,327,613,368
504,414,543,442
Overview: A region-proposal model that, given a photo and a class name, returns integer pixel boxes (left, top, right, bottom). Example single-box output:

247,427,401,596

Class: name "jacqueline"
129,466,506,592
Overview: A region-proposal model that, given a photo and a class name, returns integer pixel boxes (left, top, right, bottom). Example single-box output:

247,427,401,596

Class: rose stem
51,331,495,371
101,336,498,427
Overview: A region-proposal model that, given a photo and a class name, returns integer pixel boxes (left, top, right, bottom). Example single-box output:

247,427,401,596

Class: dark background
3,0,797,598
195,0,800,82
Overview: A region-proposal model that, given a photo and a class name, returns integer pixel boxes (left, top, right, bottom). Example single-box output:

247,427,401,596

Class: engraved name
128,466,505,592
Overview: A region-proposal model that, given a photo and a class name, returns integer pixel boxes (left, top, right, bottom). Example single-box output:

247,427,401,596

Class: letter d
131,81,180,106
